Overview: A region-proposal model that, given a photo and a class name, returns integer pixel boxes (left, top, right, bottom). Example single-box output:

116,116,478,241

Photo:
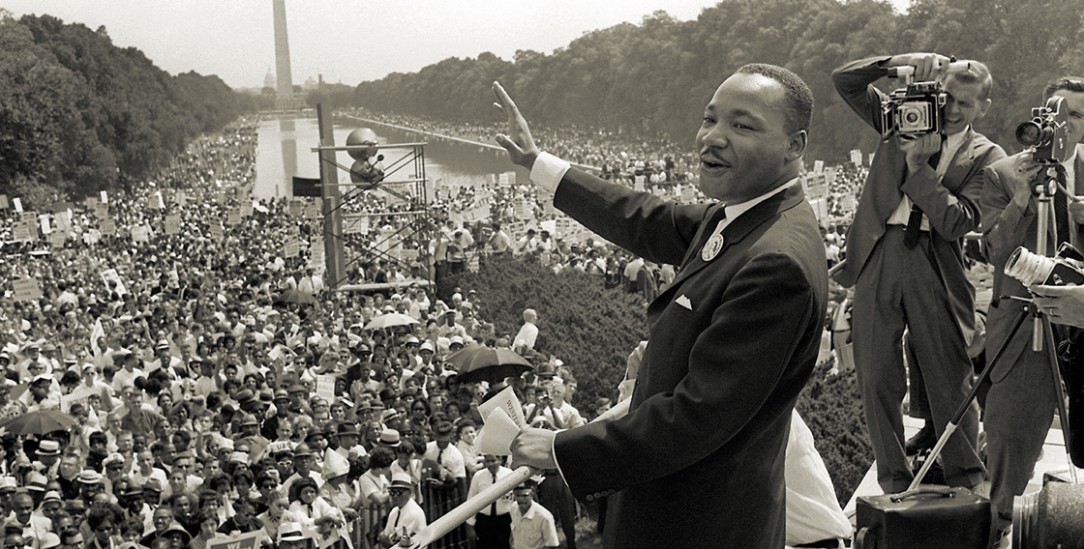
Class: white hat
390,472,414,490
420,341,435,353
277,521,305,542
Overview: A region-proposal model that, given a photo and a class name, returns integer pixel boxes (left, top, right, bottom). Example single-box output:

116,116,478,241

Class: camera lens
1017,121,1043,146
905,111,921,124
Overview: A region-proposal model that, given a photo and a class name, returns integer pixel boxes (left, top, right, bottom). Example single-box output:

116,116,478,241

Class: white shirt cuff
530,152,571,194
550,429,571,489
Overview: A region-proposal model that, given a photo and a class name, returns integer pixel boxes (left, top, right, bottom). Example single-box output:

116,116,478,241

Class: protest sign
12,278,43,302
12,198,23,213
131,225,150,243
226,208,242,226
316,375,336,401
0,195,7,209
164,214,181,236
850,149,863,166
284,240,299,259
99,217,116,236
207,531,262,549
209,225,224,241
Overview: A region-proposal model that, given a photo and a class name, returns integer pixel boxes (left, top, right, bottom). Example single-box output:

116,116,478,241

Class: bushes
444,255,872,505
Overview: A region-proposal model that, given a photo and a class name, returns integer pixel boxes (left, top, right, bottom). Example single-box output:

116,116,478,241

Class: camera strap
1053,164,1071,248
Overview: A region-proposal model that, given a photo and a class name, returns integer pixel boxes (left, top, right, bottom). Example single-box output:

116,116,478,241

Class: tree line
0,12,267,207
351,0,1084,164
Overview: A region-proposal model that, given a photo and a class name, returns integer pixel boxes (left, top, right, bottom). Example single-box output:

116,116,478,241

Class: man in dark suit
495,63,828,548
981,76,1084,543
832,53,1005,494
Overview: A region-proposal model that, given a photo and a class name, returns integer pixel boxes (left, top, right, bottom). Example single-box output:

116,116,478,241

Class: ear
786,130,808,161
976,97,992,120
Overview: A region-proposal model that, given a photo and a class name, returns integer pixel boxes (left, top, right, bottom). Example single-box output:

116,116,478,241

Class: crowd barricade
358,502,390,549
421,481,469,549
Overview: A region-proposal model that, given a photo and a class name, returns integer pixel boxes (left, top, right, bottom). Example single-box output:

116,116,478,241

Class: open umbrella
278,289,319,306
445,346,534,385
364,313,419,331
1,410,77,436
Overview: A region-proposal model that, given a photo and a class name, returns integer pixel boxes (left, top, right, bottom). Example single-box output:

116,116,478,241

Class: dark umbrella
0,410,77,436
445,346,534,385
278,289,318,306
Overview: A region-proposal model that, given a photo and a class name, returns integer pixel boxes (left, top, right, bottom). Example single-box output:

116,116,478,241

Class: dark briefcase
854,486,990,549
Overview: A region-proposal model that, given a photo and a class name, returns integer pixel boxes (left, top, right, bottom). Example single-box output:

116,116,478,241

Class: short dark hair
948,60,994,100
1045,76,1084,100
735,63,814,134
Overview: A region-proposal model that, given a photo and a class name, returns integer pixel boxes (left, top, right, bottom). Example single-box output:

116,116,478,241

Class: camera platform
844,416,1084,531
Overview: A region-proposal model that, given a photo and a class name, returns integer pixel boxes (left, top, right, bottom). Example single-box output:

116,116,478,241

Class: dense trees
0,12,263,206
354,0,1084,163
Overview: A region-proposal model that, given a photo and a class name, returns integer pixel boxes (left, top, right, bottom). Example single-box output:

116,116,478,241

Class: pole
317,103,345,289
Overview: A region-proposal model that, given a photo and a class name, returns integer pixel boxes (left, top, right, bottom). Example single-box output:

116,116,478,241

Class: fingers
492,81,517,116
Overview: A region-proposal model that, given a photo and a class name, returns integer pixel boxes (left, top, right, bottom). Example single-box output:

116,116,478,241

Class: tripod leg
907,306,1031,491
1042,317,1079,484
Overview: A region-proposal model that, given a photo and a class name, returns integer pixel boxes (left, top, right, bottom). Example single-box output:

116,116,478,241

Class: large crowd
0,111,868,549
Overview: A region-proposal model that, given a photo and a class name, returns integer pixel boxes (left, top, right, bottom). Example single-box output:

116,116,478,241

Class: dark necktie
490,470,498,515
1054,164,1072,248
903,143,944,249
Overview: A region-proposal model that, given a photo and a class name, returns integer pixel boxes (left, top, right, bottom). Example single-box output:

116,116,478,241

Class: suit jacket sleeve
981,158,1034,272
552,251,818,497
552,168,709,266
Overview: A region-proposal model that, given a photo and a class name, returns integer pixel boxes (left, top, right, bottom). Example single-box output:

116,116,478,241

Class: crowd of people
0,113,614,549
0,83,877,548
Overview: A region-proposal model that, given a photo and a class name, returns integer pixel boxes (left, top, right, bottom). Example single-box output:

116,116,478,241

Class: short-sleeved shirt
510,501,559,549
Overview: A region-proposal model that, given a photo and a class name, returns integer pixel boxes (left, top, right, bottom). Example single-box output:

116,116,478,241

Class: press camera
879,61,971,140
1005,242,1084,287
1016,95,1071,164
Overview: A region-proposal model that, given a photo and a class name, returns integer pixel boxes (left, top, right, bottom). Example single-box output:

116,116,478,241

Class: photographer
832,53,1004,496
981,75,1084,544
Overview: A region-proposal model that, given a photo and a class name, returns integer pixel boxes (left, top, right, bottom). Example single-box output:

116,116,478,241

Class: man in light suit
981,76,1084,543
495,63,827,548
832,53,1005,494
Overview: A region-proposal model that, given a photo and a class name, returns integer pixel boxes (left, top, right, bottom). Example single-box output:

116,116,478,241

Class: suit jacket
550,169,827,548
831,56,1006,342
981,152,1084,380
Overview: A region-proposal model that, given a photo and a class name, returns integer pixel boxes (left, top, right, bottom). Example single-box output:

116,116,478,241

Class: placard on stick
12,278,43,302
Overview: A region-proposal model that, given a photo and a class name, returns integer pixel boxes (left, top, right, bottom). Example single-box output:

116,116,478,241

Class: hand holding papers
475,386,528,455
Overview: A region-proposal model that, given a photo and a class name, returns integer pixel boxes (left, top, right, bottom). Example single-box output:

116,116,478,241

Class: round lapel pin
701,233,724,262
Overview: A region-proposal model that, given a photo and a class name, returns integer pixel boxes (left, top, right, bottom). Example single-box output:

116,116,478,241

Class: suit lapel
653,185,805,307
940,128,976,195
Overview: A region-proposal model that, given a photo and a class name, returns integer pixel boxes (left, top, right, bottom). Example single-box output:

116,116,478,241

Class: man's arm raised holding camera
830,53,1003,498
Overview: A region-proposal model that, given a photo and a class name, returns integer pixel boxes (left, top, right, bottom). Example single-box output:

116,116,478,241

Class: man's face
153,509,173,532
942,74,991,136
59,458,78,478
514,489,533,513
1053,89,1084,146
12,495,32,524
695,72,801,202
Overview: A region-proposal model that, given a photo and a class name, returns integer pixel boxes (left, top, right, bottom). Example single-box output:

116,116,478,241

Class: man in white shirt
466,455,514,549
512,309,538,352
510,481,558,549
379,473,426,548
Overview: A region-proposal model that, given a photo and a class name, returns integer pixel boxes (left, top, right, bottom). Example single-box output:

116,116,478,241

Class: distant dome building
263,67,276,92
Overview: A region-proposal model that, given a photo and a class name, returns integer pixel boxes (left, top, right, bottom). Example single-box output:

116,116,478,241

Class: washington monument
272,0,294,102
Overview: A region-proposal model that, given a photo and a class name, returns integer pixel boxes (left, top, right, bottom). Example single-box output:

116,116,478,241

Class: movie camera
879,61,972,140
1017,95,1072,164
1005,242,1084,287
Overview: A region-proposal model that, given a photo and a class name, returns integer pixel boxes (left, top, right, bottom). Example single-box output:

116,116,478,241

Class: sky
1,0,911,90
